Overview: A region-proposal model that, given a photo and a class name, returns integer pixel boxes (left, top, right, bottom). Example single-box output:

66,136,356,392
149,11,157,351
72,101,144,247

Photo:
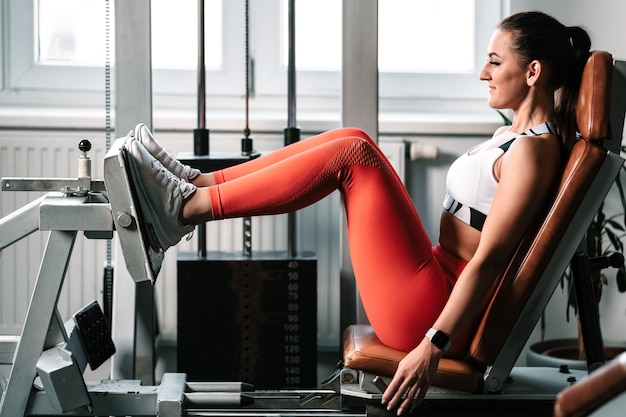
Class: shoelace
150,157,195,241
151,159,193,195
156,149,186,176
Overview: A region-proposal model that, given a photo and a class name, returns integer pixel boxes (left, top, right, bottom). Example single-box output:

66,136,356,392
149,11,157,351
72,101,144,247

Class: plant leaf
617,267,626,292
607,218,625,232
496,110,512,126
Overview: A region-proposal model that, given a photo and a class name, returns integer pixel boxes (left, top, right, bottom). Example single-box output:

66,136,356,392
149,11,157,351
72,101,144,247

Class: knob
589,251,625,270
79,139,92,153
608,251,625,268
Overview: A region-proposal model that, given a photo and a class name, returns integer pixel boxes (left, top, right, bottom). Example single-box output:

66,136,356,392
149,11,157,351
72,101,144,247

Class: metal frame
0,187,113,416
110,0,157,385
0,138,346,417
340,0,378,332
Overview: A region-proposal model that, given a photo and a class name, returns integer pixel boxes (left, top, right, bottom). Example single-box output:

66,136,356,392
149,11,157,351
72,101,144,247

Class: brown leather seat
343,51,619,394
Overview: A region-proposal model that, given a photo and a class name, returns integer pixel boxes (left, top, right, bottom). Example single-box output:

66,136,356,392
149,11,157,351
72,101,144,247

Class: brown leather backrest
577,52,613,140
467,51,614,365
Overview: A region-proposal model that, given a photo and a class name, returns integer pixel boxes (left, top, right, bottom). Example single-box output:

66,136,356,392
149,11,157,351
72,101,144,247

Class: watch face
430,330,450,350
431,331,448,347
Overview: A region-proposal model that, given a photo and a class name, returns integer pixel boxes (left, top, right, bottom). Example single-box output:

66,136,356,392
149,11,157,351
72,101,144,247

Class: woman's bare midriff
438,211,481,262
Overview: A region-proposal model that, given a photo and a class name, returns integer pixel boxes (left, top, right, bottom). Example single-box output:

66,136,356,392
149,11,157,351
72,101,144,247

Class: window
254,0,502,100
38,0,222,69
3,0,504,106
8,0,238,96
283,0,474,73
380,0,497,100
38,0,112,66
379,2,475,73
273,0,501,100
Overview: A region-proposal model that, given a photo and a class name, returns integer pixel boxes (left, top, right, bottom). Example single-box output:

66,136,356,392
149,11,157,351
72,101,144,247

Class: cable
105,0,111,152
284,0,299,257
241,0,253,156
103,0,114,321
242,0,253,256
243,0,251,140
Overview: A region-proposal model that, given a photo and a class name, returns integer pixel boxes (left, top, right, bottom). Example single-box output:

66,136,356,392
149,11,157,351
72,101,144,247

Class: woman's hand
381,338,444,415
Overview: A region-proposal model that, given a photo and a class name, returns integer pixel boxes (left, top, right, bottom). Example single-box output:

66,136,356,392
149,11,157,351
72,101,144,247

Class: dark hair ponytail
556,26,592,149
499,12,591,149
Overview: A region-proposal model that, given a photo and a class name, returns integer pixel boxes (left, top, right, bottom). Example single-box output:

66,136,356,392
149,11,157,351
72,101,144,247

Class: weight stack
177,250,317,389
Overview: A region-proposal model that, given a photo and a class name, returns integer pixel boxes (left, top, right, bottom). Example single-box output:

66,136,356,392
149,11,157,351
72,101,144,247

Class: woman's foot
135,123,202,182
126,136,197,252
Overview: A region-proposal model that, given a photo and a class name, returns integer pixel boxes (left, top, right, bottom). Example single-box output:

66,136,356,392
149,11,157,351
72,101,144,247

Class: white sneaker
135,123,201,182
126,134,197,252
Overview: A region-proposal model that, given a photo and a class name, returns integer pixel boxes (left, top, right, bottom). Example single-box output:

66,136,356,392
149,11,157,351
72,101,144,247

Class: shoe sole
103,136,164,282
123,136,169,252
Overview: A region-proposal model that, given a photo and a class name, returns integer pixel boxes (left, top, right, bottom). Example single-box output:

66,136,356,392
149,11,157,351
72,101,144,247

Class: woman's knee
311,128,384,168
312,127,377,149
335,127,376,146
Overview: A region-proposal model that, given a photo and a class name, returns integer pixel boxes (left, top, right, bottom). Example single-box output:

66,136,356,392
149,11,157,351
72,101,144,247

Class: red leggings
209,128,467,352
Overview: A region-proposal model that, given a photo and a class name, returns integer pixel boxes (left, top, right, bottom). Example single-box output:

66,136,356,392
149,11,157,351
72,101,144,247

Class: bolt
117,211,133,228
341,373,355,384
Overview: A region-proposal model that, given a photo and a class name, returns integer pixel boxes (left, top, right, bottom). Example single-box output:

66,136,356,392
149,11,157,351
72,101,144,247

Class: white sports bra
443,122,557,231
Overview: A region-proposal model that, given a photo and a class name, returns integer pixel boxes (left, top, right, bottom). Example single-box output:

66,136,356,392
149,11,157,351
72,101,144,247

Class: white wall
511,0,626,59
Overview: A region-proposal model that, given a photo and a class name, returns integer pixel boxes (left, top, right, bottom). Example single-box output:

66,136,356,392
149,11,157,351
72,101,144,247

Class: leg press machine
1,51,626,416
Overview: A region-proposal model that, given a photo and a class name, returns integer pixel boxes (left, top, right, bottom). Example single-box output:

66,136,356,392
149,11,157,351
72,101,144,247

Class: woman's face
479,28,530,110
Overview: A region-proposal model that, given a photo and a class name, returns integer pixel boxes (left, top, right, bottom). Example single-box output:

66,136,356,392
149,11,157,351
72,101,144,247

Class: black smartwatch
426,328,451,351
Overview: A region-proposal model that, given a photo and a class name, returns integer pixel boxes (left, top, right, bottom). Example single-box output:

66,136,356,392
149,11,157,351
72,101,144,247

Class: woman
127,11,591,414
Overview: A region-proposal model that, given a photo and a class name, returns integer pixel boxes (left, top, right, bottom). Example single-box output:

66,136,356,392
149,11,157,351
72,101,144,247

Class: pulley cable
242,0,253,256
103,0,114,321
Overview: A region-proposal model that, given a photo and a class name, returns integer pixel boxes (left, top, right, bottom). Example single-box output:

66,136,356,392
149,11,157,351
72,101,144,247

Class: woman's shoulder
505,132,563,172
509,121,561,150
512,131,561,151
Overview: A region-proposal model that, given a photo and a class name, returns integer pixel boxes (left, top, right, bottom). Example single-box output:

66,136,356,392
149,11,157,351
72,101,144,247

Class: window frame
0,0,5,93
6,0,245,97
380,0,504,100
2,0,507,110
252,0,505,100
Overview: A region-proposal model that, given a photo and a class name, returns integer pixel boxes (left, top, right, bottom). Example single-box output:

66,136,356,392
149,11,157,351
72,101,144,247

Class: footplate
73,300,116,370
103,135,163,283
